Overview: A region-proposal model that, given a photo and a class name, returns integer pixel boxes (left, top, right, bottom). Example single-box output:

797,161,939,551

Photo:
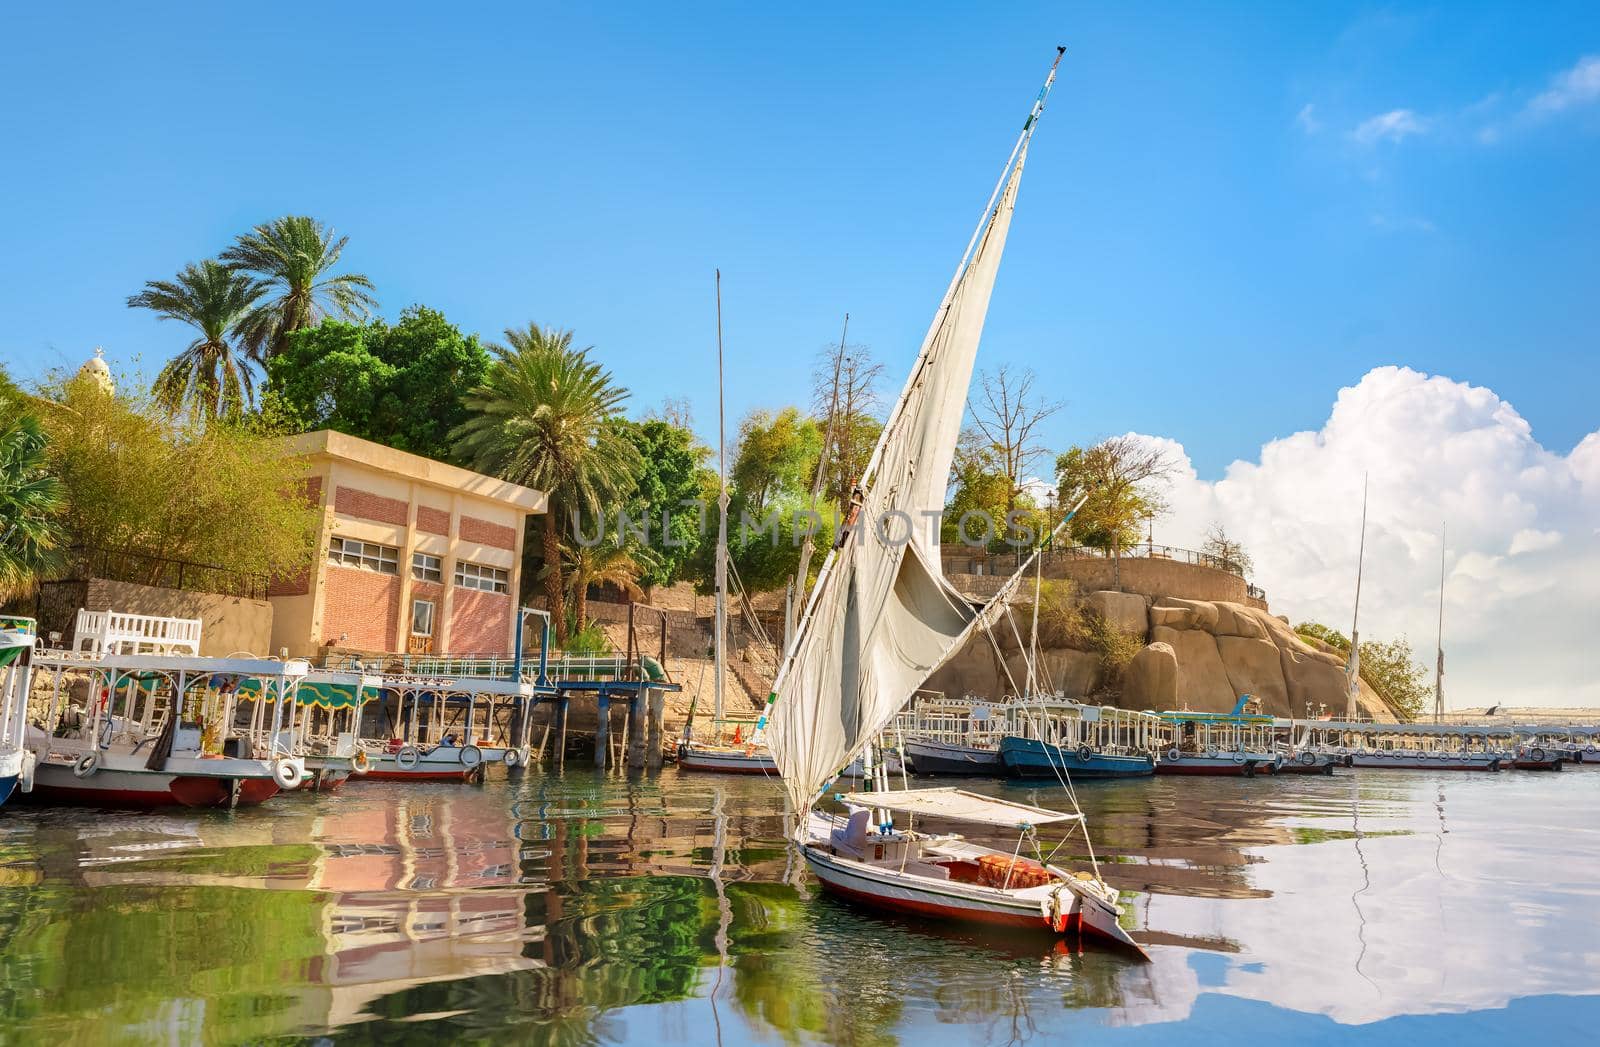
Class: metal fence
59,545,269,600
944,542,1261,592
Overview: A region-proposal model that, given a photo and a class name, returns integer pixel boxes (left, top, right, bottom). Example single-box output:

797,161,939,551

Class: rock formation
922,590,1398,721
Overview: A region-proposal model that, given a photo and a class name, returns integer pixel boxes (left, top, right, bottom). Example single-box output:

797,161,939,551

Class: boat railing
72,608,202,657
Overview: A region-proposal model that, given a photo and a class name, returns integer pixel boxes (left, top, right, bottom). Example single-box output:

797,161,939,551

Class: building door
409,598,435,655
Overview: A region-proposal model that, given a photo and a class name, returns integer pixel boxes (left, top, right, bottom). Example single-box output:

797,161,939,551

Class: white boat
349,673,540,783
755,49,1146,957
677,740,779,775
0,617,38,807
26,646,307,808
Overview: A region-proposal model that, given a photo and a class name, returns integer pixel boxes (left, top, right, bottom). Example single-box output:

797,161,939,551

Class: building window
411,552,442,582
454,560,509,594
411,599,435,637
328,536,398,574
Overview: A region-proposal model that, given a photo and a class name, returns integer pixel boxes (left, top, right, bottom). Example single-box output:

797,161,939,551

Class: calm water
1,765,1598,1045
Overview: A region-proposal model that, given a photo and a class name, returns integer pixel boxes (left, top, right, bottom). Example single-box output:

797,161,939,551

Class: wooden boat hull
26,761,278,808
999,737,1154,779
800,820,1142,956
903,740,1004,777
676,743,778,775
1155,752,1279,776
1276,752,1340,775
349,745,490,783
0,774,16,809
1347,752,1501,771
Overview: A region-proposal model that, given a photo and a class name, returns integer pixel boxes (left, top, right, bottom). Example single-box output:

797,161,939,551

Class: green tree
223,215,378,359
452,324,640,644
563,530,654,633
126,260,271,420
264,306,489,461
731,407,821,514
35,373,319,587
1056,436,1175,585
614,418,715,590
0,411,65,602
943,437,1012,548
1291,622,1428,721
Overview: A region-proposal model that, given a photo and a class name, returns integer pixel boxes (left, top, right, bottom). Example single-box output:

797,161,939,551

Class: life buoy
352,749,371,775
396,746,420,770
1166,747,1182,763
272,759,304,790
1585,745,1596,754
502,747,521,768
1231,753,1246,765
1076,745,1094,762
1530,747,1546,762
459,744,483,768
1299,751,1317,767
73,752,100,778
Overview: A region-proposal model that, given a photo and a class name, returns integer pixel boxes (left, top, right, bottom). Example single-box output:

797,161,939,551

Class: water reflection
0,766,1596,1042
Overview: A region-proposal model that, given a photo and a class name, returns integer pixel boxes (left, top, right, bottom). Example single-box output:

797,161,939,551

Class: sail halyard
760,50,1067,815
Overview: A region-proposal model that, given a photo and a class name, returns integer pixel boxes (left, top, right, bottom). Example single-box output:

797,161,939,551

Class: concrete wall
82,578,274,656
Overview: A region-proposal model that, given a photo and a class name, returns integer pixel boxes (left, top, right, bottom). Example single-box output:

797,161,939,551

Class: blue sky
3,2,1597,478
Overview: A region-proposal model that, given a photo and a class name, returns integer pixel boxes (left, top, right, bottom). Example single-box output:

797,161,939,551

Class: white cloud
1124,367,1600,710
1528,54,1600,116
1508,528,1562,555
1295,103,1320,134
1352,108,1427,144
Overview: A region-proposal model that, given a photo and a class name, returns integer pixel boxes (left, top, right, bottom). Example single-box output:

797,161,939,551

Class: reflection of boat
758,49,1146,958
0,617,37,807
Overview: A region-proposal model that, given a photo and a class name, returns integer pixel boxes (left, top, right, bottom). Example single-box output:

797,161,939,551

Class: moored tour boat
903,738,1005,776
0,617,39,808
676,739,779,775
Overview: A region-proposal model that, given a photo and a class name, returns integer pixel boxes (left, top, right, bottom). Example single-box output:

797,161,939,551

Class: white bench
73,608,202,656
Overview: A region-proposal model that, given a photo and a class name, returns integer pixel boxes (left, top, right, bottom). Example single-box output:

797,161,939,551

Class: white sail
764,57,1059,813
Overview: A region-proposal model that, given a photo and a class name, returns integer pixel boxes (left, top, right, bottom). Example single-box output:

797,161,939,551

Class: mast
763,47,1066,720
713,270,729,723
1344,474,1368,720
1434,523,1446,724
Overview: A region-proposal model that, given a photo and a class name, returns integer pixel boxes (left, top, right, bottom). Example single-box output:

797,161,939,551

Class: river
1,765,1597,1044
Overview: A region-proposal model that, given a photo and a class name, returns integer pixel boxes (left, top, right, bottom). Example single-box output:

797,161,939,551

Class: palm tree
453,325,641,643
127,260,270,419
563,532,655,634
0,412,65,602
222,215,378,358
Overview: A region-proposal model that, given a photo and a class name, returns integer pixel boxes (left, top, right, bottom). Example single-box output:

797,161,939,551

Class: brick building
267,430,545,659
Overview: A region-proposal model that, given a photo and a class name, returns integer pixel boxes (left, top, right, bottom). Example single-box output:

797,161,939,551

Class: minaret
78,347,114,395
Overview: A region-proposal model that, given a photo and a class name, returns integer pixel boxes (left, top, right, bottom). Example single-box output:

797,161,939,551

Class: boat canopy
831,787,1082,829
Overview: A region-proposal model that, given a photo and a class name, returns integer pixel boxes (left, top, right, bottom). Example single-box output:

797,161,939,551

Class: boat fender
1077,745,1093,762
396,745,420,770
503,747,520,768
460,744,483,768
1299,751,1317,767
72,752,100,778
1166,748,1181,762
272,759,304,790
19,749,35,793
352,749,370,775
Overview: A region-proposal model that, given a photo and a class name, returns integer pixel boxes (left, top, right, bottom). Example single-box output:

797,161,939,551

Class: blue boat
999,735,1155,779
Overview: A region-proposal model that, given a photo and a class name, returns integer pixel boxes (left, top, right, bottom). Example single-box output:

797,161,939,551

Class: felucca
755,48,1147,956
